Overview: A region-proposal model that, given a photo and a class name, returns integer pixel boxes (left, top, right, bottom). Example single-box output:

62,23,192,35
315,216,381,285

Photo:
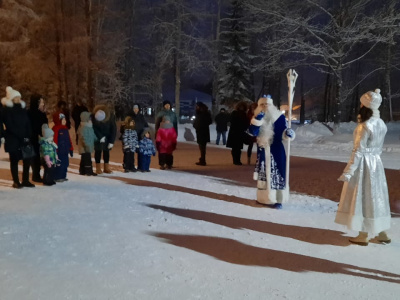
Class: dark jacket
215,111,229,132
226,109,248,150
1,99,32,153
155,109,178,135
92,104,117,151
52,112,73,155
193,103,212,145
28,96,48,148
127,107,148,140
72,103,88,130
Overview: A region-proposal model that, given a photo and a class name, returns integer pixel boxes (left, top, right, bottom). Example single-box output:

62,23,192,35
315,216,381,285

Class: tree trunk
53,0,64,101
300,74,305,124
85,0,94,110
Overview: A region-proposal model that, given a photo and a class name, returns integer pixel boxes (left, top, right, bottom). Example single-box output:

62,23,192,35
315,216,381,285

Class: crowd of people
0,86,392,245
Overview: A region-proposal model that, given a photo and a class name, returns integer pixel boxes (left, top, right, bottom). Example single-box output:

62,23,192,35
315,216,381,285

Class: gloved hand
100,137,106,143
338,173,351,182
108,143,113,150
44,155,53,168
286,128,295,138
254,112,265,120
23,137,30,144
69,150,73,157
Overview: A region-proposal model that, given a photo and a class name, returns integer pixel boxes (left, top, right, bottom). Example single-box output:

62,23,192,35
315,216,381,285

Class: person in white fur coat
247,95,295,209
335,89,391,246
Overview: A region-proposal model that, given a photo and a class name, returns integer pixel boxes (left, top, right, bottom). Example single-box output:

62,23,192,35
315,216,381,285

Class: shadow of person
151,233,400,284
146,204,350,246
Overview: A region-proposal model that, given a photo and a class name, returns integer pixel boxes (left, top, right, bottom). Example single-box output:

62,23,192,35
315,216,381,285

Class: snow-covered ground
0,122,399,300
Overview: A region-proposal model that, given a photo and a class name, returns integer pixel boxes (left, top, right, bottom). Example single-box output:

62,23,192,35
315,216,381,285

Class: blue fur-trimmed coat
139,137,156,156
248,111,295,204
122,128,138,153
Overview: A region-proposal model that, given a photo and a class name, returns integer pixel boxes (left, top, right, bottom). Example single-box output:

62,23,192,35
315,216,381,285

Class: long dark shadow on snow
151,232,400,284
112,176,263,208
146,204,350,246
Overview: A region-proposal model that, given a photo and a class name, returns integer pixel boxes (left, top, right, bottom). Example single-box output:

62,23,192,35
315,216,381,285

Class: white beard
256,105,282,148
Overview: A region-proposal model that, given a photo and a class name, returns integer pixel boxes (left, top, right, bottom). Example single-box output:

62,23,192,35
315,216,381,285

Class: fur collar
1,97,26,108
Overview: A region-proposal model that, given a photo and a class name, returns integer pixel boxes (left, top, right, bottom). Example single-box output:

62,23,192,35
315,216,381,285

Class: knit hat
80,111,91,122
133,104,139,110
5,86,21,101
360,89,382,110
162,100,171,107
42,124,54,139
95,109,106,121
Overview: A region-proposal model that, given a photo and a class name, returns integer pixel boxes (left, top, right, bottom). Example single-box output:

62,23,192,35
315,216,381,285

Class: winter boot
96,163,103,174
376,231,391,244
349,231,369,246
85,166,97,176
103,163,113,174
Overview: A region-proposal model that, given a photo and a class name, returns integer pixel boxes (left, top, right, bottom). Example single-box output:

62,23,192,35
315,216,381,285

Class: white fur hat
5,86,21,100
360,89,382,110
95,110,106,121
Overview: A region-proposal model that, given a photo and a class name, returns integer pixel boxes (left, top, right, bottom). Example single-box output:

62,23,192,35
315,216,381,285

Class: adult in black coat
28,94,48,182
127,104,148,140
71,99,88,145
193,102,212,166
1,86,35,188
226,101,248,165
92,104,117,174
214,108,230,145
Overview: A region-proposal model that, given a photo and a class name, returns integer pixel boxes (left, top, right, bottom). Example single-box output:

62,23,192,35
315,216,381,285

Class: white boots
349,231,391,246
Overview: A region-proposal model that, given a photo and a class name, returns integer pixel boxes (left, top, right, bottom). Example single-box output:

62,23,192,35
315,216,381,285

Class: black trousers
9,150,30,184
231,148,242,164
30,143,42,180
79,152,95,175
123,151,135,170
42,164,56,185
95,149,110,163
158,153,173,167
198,143,206,163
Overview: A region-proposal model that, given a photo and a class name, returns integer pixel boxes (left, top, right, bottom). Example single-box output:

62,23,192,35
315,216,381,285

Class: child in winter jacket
121,116,138,172
52,112,73,182
155,116,177,170
78,111,97,176
39,124,58,186
138,128,156,172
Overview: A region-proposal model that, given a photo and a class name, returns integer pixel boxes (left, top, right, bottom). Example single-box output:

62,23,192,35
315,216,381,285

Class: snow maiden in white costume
247,95,295,209
335,89,391,246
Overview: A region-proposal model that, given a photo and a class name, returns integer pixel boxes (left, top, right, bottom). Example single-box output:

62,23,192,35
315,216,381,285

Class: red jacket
52,112,73,152
156,127,177,154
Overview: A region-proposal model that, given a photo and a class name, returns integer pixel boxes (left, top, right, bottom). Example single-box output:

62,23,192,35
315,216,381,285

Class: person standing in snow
39,124,58,186
71,99,88,145
78,111,97,176
226,101,248,165
27,93,48,183
138,128,156,172
121,116,139,172
247,95,295,209
1,86,35,188
193,102,212,166
92,104,117,174
156,116,177,170
214,108,229,146
335,89,391,246
52,112,73,182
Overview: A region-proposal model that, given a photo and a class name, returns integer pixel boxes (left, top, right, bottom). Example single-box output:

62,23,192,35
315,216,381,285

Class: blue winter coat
139,137,156,156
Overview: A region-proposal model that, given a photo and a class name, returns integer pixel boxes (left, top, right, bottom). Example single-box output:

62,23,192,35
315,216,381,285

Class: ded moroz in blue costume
247,95,295,209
